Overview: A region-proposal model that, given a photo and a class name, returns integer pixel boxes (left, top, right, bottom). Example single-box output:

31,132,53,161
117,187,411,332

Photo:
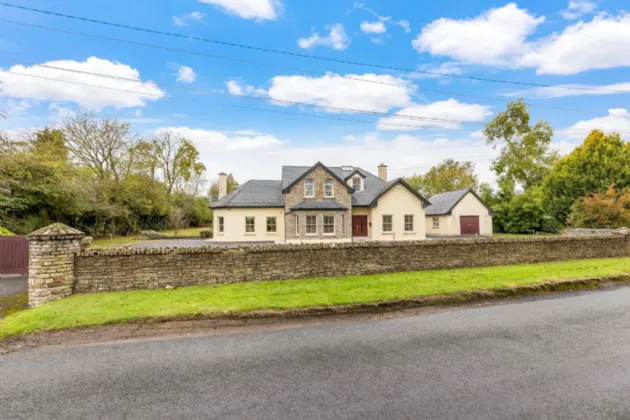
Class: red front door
460,216,480,235
353,216,368,237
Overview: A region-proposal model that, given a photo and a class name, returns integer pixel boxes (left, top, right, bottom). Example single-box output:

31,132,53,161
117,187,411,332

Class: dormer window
304,179,314,197
324,179,333,197
352,177,362,192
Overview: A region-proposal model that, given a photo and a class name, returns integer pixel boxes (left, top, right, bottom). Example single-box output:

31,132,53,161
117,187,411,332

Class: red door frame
460,216,480,235
352,215,368,237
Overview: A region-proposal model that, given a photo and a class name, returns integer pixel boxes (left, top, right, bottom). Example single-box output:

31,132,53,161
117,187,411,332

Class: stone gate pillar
27,223,85,307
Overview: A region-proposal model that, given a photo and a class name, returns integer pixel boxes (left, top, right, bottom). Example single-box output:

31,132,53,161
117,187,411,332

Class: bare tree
62,113,137,180
152,129,205,194
168,207,188,235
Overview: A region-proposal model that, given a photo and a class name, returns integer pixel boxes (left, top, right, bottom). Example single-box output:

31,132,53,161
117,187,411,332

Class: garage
460,216,480,235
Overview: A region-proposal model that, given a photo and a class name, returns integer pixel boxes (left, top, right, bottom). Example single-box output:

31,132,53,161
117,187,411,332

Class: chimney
378,163,388,181
218,172,227,199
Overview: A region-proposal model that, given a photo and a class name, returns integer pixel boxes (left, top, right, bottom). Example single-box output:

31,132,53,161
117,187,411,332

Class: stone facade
73,234,630,294
284,165,353,241
27,223,85,307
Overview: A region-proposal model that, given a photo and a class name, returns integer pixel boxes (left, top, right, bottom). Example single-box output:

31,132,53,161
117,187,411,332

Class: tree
63,113,137,181
152,130,206,194
404,159,478,196
484,99,557,194
542,130,630,224
168,206,188,235
209,173,240,198
568,186,630,229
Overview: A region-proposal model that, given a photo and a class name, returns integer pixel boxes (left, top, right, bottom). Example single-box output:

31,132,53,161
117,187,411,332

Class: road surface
2,288,630,419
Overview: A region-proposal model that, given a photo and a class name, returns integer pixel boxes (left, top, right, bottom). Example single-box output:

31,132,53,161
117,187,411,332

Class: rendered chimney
378,163,388,181
218,172,227,199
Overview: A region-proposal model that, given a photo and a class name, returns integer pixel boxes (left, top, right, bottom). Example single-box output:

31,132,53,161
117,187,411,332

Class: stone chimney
378,163,388,181
218,172,227,199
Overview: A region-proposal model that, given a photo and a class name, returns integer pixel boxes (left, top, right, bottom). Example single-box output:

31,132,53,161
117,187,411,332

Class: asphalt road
2,288,630,420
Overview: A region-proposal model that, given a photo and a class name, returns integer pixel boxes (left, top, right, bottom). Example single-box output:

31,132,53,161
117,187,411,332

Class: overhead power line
0,19,587,114
0,58,478,125
2,2,630,95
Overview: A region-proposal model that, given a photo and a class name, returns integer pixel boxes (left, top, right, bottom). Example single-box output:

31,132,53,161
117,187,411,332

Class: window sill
305,233,318,236
382,232,394,235
304,195,314,198
323,233,336,236
244,232,257,236
266,232,279,236
403,232,416,235
432,226,440,229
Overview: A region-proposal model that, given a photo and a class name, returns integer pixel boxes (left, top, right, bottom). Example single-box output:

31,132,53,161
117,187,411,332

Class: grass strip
2,257,630,339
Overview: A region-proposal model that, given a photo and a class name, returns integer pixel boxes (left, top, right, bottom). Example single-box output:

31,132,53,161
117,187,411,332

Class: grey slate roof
291,200,348,211
425,188,494,216
210,180,284,208
282,165,387,206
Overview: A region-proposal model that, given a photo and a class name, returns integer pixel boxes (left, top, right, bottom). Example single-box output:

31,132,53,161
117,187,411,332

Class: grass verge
2,257,630,339
0,292,28,318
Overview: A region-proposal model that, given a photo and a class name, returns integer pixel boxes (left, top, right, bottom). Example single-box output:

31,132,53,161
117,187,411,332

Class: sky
1,0,629,186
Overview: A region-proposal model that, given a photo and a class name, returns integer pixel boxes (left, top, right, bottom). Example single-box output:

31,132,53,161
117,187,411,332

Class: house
424,189,494,236
210,162,430,243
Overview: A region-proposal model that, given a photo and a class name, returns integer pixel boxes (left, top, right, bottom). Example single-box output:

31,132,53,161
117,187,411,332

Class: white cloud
298,24,350,50
413,3,544,66
519,13,630,75
134,109,143,117
267,72,414,113
377,99,492,131
225,80,267,96
410,62,464,81
159,127,284,153
564,108,630,139
172,11,207,26
360,21,387,34
392,19,411,33
0,57,165,110
176,65,196,83
504,82,630,98
470,130,485,139
561,0,597,20
199,0,281,21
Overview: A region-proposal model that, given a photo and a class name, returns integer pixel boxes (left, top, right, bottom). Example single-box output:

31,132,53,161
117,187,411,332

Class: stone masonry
27,223,85,307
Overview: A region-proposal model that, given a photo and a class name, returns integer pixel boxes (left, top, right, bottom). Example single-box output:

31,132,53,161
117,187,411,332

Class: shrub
568,186,630,228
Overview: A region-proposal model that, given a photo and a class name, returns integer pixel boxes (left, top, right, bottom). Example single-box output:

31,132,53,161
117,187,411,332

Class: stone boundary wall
73,234,630,294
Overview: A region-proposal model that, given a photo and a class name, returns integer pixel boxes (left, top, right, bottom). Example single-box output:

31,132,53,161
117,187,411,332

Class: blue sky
1,0,629,184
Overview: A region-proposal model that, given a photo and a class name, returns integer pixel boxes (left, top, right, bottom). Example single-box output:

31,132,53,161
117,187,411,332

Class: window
352,177,361,192
245,217,255,233
266,217,277,233
306,215,317,234
218,216,224,233
324,179,334,198
382,215,393,232
323,215,335,234
295,215,299,235
432,217,440,228
304,179,314,197
404,215,414,232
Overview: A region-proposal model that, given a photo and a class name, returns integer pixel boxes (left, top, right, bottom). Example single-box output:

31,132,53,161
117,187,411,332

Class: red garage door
460,216,480,235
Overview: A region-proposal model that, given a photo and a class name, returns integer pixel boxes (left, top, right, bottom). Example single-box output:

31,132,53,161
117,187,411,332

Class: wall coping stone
79,234,626,257
28,223,85,241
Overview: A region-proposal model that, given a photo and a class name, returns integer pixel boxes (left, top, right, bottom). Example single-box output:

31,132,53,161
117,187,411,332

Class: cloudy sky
1,0,629,185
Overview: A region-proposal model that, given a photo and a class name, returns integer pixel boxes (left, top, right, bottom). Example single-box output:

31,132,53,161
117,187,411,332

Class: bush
0,226,14,236
568,186,630,228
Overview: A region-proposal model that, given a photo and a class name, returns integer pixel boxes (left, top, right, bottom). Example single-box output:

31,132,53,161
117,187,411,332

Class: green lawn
90,227,209,248
2,257,629,339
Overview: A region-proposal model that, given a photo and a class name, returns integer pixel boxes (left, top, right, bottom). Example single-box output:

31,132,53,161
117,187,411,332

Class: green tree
568,186,630,229
152,130,206,194
209,173,240,198
404,159,478,196
542,130,630,224
484,99,557,194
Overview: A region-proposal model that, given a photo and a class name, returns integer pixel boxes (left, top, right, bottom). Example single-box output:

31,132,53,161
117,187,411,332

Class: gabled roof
282,162,354,193
369,178,431,208
291,200,348,211
425,188,494,216
344,169,366,180
210,180,284,208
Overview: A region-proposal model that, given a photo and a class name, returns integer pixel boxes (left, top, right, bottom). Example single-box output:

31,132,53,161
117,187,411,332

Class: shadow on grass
0,292,28,318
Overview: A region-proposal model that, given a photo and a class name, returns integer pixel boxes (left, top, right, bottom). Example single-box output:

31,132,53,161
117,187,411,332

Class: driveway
0,275,27,297
3,287,630,419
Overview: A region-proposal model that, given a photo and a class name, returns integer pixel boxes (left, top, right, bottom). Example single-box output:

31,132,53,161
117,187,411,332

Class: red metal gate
0,236,29,275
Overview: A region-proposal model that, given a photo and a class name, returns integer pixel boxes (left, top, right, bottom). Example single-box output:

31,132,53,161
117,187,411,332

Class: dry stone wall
73,234,630,294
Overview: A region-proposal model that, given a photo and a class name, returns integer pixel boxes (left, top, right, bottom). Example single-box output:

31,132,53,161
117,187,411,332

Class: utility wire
0,19,588,114
0,58,476,125
2,2,630,94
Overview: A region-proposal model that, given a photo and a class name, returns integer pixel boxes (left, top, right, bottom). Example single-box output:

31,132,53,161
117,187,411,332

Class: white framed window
304,179,314,197
404,215,414,232
306,215,317,234
382,215,393,232
266,217,277,233
295,214,299,235
324,179,334,198
352,177,361,192
323,215,335,234
245,216,255,233
218,216,224,233
432,217,440,228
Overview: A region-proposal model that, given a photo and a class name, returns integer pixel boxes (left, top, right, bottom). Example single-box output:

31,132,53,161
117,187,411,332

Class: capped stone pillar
27,223,85,307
